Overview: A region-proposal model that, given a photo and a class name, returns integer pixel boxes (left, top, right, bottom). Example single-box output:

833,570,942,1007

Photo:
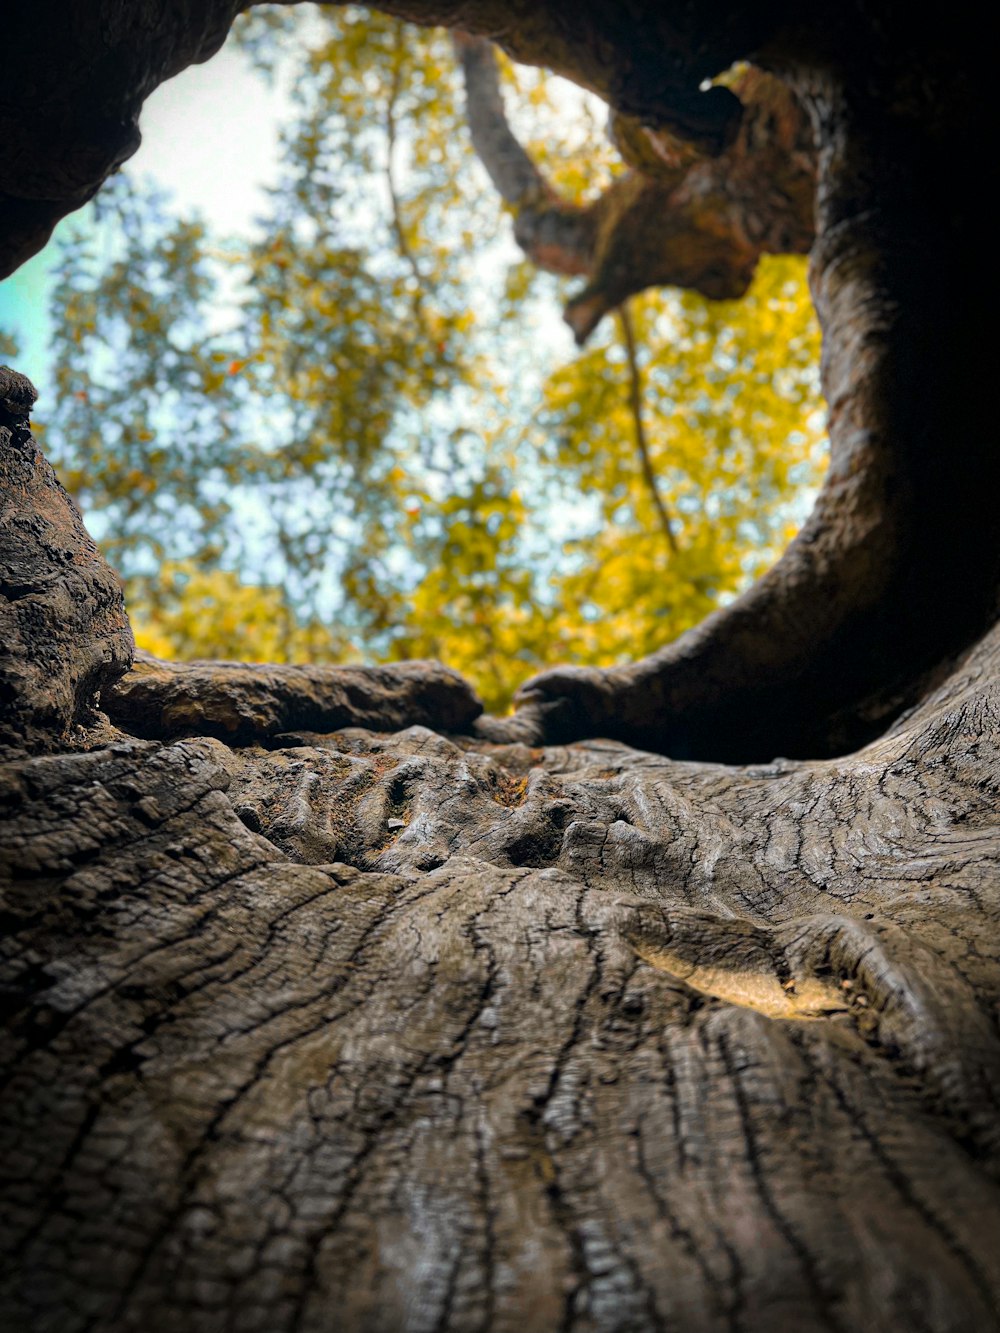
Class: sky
0,25,826,682
0,25,576,407
0,22,596,599
0,35,292,396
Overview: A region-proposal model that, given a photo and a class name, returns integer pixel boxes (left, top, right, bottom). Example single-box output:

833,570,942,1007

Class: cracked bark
2,3,1000,1331
4,636,1000,1330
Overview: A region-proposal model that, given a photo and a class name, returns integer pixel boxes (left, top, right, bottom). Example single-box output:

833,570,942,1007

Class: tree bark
483,18,1000,765
454,34,815,343
0,378,133,759
2,4,1000,1332
3,419,1000,1329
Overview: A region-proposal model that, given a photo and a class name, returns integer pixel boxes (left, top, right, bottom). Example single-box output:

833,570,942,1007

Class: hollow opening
0,7,835,758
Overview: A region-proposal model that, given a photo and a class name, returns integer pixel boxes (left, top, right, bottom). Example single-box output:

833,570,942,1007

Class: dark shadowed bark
0,374,133,760
474,19,1000,767
1,3,999,1332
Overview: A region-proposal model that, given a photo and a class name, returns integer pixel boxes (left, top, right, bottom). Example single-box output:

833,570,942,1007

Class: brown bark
104,650,482,744
483,27,1000,765
455,34,814,342
0,377,133,760
2,4,1000,1332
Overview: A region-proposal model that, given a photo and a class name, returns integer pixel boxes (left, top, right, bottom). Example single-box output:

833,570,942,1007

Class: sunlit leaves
531,256,824,671
130,562,353,664
44,180,258,577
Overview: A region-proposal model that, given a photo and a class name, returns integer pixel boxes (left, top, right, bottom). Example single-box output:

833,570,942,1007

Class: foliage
535,260,823,668
29,6,825,713
129,562,353,663
45,184,253,577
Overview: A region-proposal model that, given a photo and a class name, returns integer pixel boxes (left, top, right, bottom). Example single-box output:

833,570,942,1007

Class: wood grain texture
3,630,1000,1330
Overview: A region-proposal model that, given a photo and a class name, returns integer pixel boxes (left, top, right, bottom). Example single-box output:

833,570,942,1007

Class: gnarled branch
455,34,815,342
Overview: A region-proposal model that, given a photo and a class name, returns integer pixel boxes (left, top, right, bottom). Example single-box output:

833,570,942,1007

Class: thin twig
385,28,426,320
617,301,680,555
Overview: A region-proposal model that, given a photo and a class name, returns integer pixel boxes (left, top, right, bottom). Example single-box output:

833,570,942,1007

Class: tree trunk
2,3,999,1331
4,466,1000,1329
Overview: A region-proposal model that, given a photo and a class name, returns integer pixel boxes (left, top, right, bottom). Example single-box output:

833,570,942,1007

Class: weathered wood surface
3,584,1000,1331
104,651,483,745
2,410,1000,1330
0,386,133,761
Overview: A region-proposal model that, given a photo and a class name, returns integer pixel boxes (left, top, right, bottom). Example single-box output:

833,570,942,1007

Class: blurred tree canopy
28,6,824,711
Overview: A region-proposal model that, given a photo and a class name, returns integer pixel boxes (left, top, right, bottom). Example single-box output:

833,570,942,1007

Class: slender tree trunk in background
1,4,999,1332
616,302,680,557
